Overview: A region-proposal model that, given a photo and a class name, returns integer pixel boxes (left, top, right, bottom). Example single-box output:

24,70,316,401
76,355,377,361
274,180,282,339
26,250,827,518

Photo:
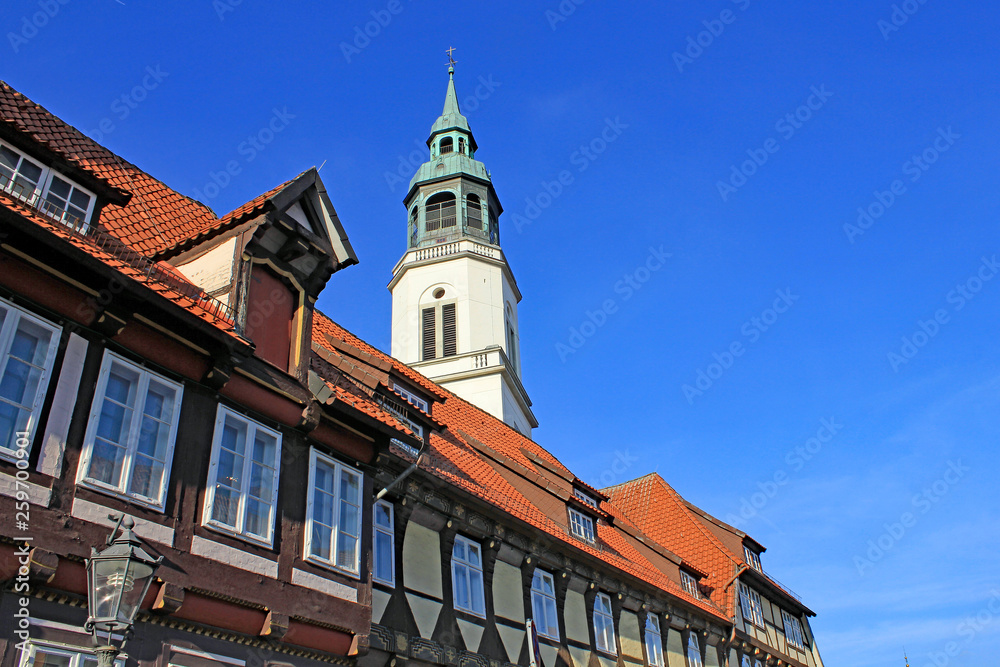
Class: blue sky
7,1,1000,664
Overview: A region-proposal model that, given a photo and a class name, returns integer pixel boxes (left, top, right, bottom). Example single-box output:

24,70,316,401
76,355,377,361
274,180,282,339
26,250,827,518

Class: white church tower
389,63,537,436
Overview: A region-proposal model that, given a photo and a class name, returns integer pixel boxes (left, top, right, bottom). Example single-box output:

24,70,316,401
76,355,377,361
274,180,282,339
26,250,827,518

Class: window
645,614,664,667
305,449,363,573
373,500,395,586
741,657,752,667
744,545,762,570
573,488,598,508
466,194,482,229
782,610,807,650
204,406,281,545
686,633,703,667
19,643,113,667
0,140,95,231
425,192,457,231
439,137,454,154
421,302,457,360
458,137,466,154
531,569,559,639
0,299,59,458
739,583,765,627
568,507,595,542
77,352,183,508
392,384,429,413
593,592,616,654
680,571,700,599
452,535,485,616
409,207,419,247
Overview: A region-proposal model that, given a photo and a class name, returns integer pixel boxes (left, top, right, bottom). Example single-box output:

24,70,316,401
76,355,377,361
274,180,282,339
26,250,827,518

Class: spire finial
446,46,457,75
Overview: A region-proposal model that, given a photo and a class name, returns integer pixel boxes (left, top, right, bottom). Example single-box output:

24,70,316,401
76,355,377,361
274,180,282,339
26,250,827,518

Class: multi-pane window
645,614,664,667
680,571,700,599
452,535,485,616
744,545,762,570
19,643,109,667
573,488,598,508
373,500,395,586
0,299,59,457
531,569,559,639
78,352,183,508
686,633,703,667
421,302,457,360
0,140,95,230
739,583,765,627
593,592,616,654
305,449,363,573
782,610,807,650
568,507,595,542
204,406,281,544
393,384,429,413
425,192,457,230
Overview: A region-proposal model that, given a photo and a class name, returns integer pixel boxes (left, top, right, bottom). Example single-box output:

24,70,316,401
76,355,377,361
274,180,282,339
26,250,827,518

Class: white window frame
531,569,559,640
573,488,599,508
569,507,596,542
739,583,765,628
304,448,363,575
781,610,806,650
0,139,97,231
203,405,282,546
451,534,486,617
686,633,703,667
77,351,184,510
0,298,60,460
392,384,429,413
19,640,124,667
680,570,700,599
373,499,395,586
593,592,616,655
645,614,664,667
744,545,762,570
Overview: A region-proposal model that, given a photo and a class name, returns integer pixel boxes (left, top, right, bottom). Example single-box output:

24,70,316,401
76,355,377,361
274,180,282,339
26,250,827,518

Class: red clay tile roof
311,311,728,622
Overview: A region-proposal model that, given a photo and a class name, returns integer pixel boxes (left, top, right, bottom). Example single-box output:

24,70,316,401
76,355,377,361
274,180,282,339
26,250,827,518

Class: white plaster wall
175,237,237,303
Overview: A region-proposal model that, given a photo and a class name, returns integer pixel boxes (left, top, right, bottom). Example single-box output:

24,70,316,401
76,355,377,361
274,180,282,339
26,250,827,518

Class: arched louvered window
466,194,482,230
439,137,454,154
426,192,456,231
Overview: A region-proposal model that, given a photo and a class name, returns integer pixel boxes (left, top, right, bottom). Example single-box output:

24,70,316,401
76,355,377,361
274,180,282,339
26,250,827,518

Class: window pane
375,502,392,528
374,531,393,581
31,650,73,667
453,563,469,607
336,532,357,569
469,568,484,613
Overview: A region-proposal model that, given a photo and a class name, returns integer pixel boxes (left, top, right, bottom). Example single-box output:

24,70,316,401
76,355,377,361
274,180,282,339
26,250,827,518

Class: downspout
375,452,424,500
723,565,749,645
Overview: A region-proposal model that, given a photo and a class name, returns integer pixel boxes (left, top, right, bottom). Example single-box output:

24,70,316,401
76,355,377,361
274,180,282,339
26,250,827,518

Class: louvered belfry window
425,192,457,231
421,307,436,360
420,303,457,361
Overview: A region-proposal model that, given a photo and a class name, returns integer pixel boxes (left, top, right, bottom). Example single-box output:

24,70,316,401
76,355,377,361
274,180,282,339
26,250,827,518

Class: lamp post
85,515,163,667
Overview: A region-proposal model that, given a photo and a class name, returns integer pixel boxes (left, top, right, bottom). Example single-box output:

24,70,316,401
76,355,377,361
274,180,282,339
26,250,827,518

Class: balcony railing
1,175,242,334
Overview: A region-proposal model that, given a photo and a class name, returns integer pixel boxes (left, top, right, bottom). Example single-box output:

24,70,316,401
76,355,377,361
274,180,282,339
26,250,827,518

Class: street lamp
85,515,163,667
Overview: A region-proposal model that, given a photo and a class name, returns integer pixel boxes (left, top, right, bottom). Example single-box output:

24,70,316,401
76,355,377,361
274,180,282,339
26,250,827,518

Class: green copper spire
430,65,474,141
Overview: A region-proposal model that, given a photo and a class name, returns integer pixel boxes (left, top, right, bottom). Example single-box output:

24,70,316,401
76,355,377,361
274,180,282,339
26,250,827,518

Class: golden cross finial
446,46,457,67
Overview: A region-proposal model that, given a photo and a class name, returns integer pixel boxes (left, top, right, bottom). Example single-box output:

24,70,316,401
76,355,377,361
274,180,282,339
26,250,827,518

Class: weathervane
446,46,457,67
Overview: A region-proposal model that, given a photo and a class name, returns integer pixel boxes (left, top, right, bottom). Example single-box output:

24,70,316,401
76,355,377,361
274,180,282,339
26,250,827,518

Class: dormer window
568,506,595,542
439,137,454,154
573,488,598,508
680,570,700,599
0,140,96,231
744,545,762,571
392,384,429,413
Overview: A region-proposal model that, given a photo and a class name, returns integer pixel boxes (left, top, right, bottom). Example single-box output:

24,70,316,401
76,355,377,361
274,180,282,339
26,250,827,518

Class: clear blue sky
7,1,999,664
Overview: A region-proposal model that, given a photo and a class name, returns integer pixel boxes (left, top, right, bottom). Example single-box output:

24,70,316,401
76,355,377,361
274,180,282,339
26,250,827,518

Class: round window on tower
433,288,446,299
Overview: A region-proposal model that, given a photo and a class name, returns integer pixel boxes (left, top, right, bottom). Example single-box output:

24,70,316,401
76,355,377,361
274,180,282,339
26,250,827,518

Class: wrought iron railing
1,174,242,333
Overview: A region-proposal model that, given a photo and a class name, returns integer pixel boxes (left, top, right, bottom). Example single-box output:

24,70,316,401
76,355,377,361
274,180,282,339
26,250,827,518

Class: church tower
389,64,537,436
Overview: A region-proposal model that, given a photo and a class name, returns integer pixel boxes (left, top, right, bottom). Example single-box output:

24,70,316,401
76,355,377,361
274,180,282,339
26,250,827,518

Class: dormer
170,168,357,377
